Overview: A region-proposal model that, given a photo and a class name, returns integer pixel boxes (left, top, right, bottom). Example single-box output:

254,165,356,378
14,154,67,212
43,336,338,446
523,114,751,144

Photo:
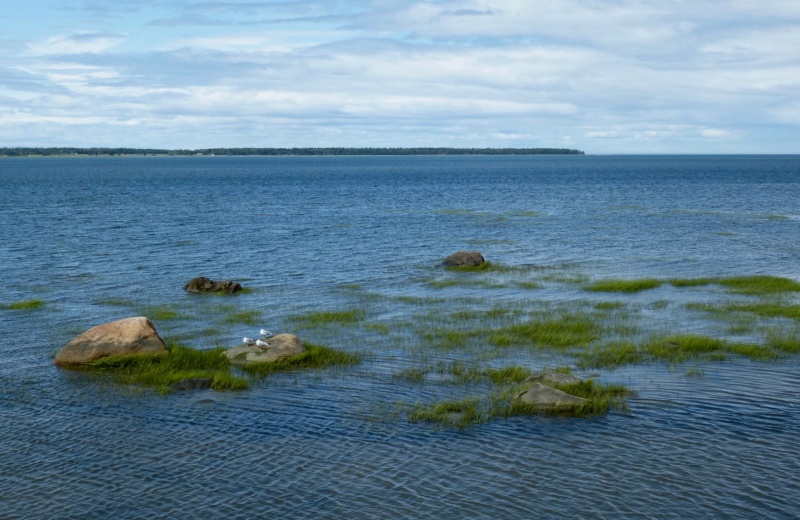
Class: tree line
1,146,584,157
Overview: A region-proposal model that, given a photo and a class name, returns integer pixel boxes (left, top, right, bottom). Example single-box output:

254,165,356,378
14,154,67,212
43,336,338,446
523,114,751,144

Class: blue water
1,155,799,518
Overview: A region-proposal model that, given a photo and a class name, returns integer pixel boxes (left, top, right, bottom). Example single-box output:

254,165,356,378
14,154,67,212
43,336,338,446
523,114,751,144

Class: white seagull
260,329,275,338
256,339,270,348
243,337,254,344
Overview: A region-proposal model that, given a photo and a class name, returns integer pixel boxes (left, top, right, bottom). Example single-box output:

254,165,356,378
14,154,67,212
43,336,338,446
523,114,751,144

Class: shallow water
1,155,799,518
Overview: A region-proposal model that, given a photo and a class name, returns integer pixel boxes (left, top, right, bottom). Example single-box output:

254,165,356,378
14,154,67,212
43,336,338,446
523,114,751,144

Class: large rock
224,333,305,366
513,382,589,410
184,276,242,294
55,317,168,366
442,251,485,268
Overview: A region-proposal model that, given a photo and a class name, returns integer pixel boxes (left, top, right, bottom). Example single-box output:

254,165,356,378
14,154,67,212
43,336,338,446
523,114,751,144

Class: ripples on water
1,156,799,518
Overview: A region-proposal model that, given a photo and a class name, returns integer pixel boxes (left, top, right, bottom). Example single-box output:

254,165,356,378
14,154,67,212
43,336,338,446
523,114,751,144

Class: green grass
1,299,45,310
643,334,765,363
483,365,531,384
241,342,360,376
445,261,496,272
594,301,625,310
576,341,643,369
220,308,263,325
669,278,715,287
139,304,186,321
695,302,800,321
408,397,484,429
87,342,249,392
494,313,602,349
765,333,800,354
548,379,630,416
288,308,366,327
583,278,663,293
717,275,800,295
426,278,505,289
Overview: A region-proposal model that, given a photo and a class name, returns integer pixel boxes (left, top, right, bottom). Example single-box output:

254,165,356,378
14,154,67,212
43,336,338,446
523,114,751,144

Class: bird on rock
256,339,270,348
260,329,275,338
243,337,255,344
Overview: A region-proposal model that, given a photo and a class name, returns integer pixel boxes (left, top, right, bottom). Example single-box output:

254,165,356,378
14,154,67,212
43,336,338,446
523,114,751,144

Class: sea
0,155,799,518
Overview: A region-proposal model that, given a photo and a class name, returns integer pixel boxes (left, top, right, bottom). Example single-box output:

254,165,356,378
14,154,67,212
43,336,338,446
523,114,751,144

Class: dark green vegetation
716,275,800,295
86,340,359,393
88,342,248,393
584,279,662,293
241,343,360,376
288,309,366,327
1,299,45,310
407,365,630,428
1,146,585,157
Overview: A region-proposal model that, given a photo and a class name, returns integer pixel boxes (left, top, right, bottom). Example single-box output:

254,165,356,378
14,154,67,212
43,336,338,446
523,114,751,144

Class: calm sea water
1,155,799,518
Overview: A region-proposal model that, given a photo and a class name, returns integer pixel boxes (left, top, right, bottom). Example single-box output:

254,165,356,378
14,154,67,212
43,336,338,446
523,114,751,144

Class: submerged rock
184,276,242,294
442,251,485,268
54,316,168,366
224,333,305,366
513,382,589,410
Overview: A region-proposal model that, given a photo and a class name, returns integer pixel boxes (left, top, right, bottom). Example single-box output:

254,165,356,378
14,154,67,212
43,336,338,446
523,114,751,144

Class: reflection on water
1,155,799,518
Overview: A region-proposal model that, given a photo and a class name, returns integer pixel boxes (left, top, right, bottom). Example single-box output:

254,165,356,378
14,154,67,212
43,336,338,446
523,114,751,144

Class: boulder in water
442,251,485,268
224,333,305,366
184,276,242,294
55,317,168,366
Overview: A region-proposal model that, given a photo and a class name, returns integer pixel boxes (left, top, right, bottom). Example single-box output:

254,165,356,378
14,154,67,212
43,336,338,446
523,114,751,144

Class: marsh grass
576,341,642,368
426,278,505,289
241,343,360,376
690,301,800,321
88,342,249,392
408,397,484,428
288,308,366,327
669,278,715,287
643,334,766,363
496,313,602,349
717,275,800,295
584,278,663,293
445,261,498,272
1,299,45,310
549,379,630,416
139,304,187,321
766,333,800,353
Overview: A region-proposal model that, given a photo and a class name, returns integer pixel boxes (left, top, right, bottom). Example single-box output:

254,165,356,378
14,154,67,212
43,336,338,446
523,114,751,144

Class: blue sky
1,0,799,152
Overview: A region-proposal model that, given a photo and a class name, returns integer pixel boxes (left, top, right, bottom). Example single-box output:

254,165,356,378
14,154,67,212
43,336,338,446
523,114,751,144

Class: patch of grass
643,334,765,363
494,313,602,349
550,379,630,416
395,367,428,382
1,299,45,310
241,343,360,377
584,278,663,293
765,333,800,354
140,305,186,321
483,365,531,384
288,308,366,327
717,275,800,295
595,301,625,310
576,341,643,369
87,342,249,392
426,278,505,289
669,278,715,287
408,397,484,429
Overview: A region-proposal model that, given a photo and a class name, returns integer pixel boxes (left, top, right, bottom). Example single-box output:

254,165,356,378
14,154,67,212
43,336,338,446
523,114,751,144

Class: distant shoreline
0,147,584,157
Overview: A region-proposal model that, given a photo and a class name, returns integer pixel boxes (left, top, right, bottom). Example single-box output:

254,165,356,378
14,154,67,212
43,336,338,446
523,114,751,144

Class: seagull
256,339,270,348
243,337,255,344
260,329,275,338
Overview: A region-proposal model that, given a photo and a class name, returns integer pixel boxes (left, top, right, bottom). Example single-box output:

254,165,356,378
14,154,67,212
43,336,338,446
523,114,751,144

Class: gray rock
513,382,589,410
55,317,168,366
442,251,485,268
224,333,305,366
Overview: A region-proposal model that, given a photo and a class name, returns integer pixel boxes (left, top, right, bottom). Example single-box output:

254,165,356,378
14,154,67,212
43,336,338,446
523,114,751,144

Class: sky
1,0,799,153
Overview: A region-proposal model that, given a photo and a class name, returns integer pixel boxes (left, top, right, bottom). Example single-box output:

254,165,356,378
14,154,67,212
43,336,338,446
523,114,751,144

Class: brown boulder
442,251,485,268
184,276,242,294
55,317,168,366
224,333,305,366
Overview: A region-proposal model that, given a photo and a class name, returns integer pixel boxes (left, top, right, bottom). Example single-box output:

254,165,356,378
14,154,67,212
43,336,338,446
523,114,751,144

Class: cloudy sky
2,0,799,153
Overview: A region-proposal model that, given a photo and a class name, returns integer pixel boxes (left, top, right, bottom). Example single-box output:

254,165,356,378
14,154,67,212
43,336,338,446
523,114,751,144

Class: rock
442,251,485,268
525,372,583,386
172,378,213,390
513,382,589,410
55,317,168,366
184,276,242,294
224,333,305,366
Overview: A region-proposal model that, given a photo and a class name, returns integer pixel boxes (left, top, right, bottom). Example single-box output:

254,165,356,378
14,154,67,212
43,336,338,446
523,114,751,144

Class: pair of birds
243,329,275,348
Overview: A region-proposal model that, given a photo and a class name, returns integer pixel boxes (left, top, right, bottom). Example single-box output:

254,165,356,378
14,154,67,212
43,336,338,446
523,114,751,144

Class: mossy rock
224,333,304,366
